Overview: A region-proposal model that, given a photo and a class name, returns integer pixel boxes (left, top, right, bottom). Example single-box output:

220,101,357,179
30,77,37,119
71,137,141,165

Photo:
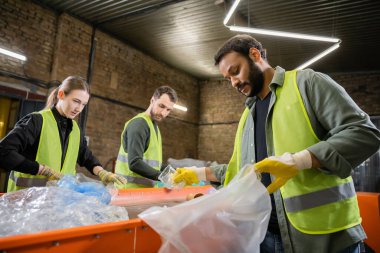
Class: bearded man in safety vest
173,35,380,253
115,86,177,188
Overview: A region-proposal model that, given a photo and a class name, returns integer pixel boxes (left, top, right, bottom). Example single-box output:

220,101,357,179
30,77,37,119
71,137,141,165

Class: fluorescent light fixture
296,42,340,70
223,0,241,25
223,0,342,69
229,26,340,43
174,104,188,112
0,47,27,61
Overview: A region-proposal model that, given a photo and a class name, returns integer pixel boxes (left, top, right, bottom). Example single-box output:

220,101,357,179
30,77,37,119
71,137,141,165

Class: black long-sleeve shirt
122,117,164,180
0,107,101,175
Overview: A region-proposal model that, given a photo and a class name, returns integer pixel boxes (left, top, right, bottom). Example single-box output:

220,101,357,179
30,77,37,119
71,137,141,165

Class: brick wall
49,13,92,81
0,0,199,172
330,72,380,116
0,0,56,82
198,80,245,164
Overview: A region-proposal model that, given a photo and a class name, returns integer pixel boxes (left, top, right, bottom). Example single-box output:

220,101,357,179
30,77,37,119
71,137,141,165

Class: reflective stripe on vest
117,153,160,168
7,109,80,192
115,113,162,188
272,70,361,234
283,181,356,213
9,171,47,187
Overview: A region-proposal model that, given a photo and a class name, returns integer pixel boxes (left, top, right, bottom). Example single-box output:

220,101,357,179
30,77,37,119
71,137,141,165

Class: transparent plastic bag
158,165,185,189
56,173,113,204
139,164,271,253
158,165,207,189
0,186,129,237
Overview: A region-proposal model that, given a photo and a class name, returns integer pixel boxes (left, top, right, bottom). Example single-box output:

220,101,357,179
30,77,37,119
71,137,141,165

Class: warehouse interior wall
0,0,199,170
1,0,379,172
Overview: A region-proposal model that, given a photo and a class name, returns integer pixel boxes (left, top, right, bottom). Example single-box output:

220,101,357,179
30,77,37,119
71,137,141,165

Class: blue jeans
260,230,284,253
339,242,363,253
260,230,363,253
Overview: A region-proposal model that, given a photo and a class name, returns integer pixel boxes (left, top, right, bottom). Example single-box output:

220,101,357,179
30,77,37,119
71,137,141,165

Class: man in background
116,86,177,188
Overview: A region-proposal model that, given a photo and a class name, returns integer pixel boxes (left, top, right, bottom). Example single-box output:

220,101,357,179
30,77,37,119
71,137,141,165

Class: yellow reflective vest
224,70,361,234
7,109,79,192
115,113,162,188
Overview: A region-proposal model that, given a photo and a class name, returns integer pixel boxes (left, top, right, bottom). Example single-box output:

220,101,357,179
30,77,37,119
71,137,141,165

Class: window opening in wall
0,94,45,192
0,96,20,139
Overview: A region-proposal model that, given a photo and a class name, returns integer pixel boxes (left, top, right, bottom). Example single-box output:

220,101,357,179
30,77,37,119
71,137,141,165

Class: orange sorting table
357,192,380,253
0,185,213,253
1,188,378,252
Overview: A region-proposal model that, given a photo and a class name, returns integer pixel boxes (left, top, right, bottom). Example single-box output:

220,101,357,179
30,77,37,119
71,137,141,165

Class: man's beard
150,111,163,122
240,59,264,97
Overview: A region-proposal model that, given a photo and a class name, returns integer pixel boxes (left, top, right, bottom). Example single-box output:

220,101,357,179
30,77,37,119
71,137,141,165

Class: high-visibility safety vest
224,70,361,234
7,109,79,192
224,107,249,186
115,113,162,188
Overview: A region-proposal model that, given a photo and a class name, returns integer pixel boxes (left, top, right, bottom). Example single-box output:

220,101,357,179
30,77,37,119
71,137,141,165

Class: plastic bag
0,186,129,237
158,165,186,189
139,164,271,253
57,173,112,204
158,165,207,189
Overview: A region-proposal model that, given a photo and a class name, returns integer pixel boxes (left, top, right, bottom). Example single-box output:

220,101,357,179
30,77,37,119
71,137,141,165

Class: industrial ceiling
34,0,380,79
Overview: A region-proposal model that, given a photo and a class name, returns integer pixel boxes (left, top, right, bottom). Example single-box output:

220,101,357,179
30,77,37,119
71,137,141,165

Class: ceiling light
174,104,188,112
223,0,241,25
0,47,27,61
223,0,341,69
296,43,340,70
229,26,340,43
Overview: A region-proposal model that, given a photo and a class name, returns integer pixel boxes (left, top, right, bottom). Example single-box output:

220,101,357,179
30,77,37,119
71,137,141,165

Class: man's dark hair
153,86,178,103
214,34,267,66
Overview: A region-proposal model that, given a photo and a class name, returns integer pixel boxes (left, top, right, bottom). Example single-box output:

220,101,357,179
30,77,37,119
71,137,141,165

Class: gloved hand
38,165,63,180
254,150,312,194
98,169,128,185
173,166,206,186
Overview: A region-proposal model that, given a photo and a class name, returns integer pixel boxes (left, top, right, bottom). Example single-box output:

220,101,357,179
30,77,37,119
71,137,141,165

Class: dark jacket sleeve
0,114,41,175
123,118,161,180
76,130,102,174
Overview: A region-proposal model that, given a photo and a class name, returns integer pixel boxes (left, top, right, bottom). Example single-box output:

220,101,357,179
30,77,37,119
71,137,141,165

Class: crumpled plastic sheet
0,186,129,237
56,173,112,204
139,164,271,253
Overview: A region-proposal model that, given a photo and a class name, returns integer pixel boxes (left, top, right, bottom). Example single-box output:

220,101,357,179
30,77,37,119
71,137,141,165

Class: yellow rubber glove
38,165,63,180
98,170,128,185
173,168,200,186
254,150,312,194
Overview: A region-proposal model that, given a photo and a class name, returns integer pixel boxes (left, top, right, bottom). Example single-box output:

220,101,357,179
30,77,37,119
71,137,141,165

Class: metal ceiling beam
96,0,188,26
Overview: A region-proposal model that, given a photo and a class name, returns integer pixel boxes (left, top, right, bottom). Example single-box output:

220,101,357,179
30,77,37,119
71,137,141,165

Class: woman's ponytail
44,87,59,109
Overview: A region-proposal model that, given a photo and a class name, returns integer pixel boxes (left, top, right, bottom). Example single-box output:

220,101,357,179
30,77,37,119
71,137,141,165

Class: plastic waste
139,164,271,253
158,165,206,189
0,186,129,237
158,165,186,189
57,174,112,204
